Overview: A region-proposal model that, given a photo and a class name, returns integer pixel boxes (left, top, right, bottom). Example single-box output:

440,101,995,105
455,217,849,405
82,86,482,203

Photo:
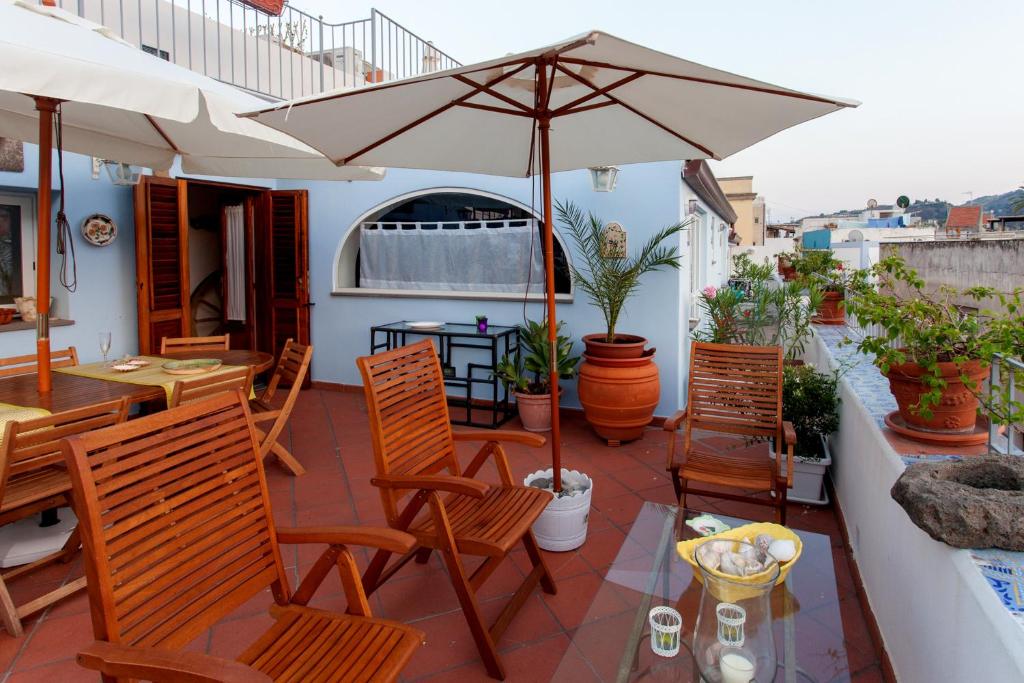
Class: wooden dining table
0,349,274,413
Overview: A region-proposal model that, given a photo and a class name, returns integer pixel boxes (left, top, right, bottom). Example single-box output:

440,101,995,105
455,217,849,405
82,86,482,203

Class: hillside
967,188,1024,217
803,188,1023,223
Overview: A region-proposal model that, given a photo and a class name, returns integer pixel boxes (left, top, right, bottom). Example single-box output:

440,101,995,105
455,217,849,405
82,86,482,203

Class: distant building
945,205,983,237
800,198,922,234
718,176,766,246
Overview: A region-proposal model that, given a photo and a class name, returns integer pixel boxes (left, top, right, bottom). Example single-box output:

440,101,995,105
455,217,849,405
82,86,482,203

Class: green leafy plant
731,253,775,283
843,256,1024,423
556,199,688,343
782,365,841,459
494,319,580,395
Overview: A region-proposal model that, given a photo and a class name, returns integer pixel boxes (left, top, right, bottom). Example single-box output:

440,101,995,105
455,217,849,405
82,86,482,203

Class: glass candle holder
476,318,488,333
648,606,682,657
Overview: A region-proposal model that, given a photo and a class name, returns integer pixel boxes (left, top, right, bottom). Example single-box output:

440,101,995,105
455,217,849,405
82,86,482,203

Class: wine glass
98,331,112,363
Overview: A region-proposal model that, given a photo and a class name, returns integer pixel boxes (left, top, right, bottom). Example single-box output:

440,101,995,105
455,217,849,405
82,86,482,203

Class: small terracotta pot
582,333,648,359
577,350,660,445
884,358,988,434
813,291,845,325
515,391,553,432
778,257,798,281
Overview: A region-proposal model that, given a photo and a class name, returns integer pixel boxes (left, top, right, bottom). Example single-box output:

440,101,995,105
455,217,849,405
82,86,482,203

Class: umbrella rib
341,62,532,165
553,63,716,158
457,102,533,117
452,74,534,113
550,71,644,117
557,56,855,107
144,114,181,153
557,100,617,117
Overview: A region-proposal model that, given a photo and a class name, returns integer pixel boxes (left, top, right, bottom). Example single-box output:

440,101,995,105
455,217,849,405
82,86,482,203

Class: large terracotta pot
812,290,845,325
777,256,798,282
515,391,553,432
884,358,988,433
577,350,660,446
582,333,648,359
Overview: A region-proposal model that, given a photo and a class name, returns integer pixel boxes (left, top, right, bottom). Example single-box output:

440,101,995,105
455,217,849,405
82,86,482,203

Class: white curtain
359,222,545,292
224,204,246,321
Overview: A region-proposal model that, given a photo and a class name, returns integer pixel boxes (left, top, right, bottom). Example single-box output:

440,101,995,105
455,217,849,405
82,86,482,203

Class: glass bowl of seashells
677,523,803,595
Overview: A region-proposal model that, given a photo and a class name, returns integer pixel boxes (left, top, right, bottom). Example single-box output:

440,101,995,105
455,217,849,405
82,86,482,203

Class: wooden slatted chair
665,342,797,524
168,366,253,408
63,391,423,683
159,334,230,353
0,346,78,378
0,397,129,636
357,339,556,680
249,339,313,476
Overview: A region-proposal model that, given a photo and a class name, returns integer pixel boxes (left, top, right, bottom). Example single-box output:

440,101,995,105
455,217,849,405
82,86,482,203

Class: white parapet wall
804,331,1024,682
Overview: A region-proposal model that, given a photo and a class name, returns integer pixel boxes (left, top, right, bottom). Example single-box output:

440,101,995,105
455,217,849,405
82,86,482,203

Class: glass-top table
555,503,850,682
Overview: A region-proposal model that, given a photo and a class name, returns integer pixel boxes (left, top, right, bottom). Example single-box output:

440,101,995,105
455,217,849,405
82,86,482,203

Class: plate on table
406,321,444,330
111,363,140,373
161,359,223,375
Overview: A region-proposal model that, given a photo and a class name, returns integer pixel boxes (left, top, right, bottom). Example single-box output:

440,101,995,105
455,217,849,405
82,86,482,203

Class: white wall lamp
588,165,619,192
91,157,142,186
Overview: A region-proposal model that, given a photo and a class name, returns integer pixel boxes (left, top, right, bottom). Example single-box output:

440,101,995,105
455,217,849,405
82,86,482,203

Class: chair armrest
78,641,267,683
663,409,688,432
782,421,797,447
276,526,416,554
372,474,488,498
452,430,546,447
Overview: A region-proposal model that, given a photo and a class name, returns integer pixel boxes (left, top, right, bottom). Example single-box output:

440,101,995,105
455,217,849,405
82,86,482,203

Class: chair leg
414,548,432,564
669,466,682,501
0,576,22,637
776,478,788,525
521,531,556,595
59,527,80,563
268,441,306,476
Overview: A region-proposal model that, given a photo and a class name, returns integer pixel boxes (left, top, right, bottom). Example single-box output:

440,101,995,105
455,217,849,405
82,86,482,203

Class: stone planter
524,468,593,552
515,391,552,432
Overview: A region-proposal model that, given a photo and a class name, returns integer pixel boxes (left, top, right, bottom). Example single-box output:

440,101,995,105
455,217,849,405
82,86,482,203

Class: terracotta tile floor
0,391,889,682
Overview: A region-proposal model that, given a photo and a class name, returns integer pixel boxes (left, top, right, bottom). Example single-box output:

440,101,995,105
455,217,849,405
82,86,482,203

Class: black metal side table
369,321,520,428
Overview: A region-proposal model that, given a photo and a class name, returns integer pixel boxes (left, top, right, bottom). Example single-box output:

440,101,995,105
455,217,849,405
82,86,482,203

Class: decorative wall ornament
600,221,627,259
81,213,117,246
0,138,24,173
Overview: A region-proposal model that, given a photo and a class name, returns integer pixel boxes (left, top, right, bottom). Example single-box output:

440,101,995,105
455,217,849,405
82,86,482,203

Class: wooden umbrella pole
537,65,562,492
34,97,58,394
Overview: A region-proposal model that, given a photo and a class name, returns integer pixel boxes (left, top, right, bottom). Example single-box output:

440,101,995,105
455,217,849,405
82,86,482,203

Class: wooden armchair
62,392,422,682
160,334,230,353
168,366,253,407
249,339,313,476
357,339,556,681
665,342,796,524
0,346,78,378
0,397,129,636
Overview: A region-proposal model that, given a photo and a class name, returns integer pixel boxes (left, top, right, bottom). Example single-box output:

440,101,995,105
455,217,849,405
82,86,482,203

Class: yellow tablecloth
55,356,249,404
0,402,51,448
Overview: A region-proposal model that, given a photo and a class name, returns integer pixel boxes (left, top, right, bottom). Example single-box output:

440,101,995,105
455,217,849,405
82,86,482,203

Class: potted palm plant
555,199,689,444
844,256,1024,443
495,319,580,432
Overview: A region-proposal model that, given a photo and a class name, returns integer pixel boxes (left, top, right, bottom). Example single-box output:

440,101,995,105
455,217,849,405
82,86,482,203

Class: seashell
754,534,773,562
767,539,796,563
744,560,765,575
696,544,722,571
718,552,741,576
707,540,733,554
737,545,760,565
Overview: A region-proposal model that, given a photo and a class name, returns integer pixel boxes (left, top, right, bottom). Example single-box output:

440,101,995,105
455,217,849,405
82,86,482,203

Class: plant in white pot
779,364,842,504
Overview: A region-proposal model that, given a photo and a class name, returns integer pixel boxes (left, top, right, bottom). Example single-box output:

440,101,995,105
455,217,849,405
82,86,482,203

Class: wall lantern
91,157,142,186
588,165,619,192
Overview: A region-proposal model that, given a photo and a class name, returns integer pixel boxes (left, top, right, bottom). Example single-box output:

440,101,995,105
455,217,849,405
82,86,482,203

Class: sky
297,0,1023,221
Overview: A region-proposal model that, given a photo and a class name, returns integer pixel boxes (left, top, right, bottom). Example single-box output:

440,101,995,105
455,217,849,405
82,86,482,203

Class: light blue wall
0,144,138,363
278,161,689,414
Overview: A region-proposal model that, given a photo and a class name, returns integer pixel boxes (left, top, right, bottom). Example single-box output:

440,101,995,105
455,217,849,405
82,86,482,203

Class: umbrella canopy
0,0,384,180
246,30,859,490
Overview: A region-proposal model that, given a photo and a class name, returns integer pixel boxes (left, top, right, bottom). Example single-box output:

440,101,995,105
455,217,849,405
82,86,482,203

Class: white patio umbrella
0,0,383,392
246,30,859,489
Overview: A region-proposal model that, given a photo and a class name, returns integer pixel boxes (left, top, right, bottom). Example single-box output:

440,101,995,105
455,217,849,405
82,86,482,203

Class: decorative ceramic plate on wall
81,213,117,246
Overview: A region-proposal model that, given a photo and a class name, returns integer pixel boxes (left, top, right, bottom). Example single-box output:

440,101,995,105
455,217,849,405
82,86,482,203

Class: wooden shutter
266,190,311,361
134,177,189,354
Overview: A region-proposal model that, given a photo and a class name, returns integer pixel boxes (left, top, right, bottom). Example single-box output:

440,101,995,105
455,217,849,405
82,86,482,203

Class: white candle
720,651,755,683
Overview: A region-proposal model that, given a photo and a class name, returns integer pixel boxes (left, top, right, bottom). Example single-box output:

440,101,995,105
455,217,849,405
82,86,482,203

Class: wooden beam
550,71,643,117
452,74,534,114
456,102,534,117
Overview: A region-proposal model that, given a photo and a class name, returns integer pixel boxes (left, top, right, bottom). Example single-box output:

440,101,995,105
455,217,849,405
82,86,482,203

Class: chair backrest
255,339,312,455
356,340,458,523
62,392,289,650
169,366,253,408
0,397,129,504
160,334,230,354
0,347,79,378
686,342,783,442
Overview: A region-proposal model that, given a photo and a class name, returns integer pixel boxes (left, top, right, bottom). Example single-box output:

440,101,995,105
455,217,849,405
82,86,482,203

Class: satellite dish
866,198,878,209
848,229,865,243
897,195,910,209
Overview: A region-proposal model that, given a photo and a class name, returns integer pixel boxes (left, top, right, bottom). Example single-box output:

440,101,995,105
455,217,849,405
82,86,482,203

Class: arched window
334,189,572,299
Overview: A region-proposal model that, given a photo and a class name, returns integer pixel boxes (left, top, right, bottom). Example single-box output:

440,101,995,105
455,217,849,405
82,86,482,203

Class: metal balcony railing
38,1,460,100
988,353,1024,455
